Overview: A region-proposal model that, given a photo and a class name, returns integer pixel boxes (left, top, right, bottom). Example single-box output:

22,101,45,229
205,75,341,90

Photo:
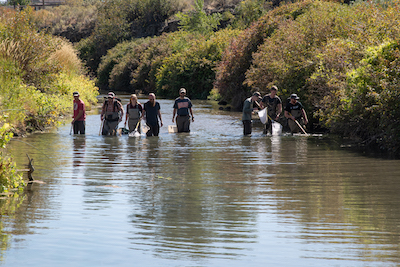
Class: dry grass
49,39,83,74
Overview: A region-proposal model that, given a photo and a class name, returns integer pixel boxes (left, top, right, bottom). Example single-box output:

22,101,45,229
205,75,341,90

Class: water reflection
72,136,86,169
2,99,400,266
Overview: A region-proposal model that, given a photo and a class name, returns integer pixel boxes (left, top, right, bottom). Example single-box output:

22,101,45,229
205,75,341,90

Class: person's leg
176,116,190,132
153,124,160,136
176,116,184,132
243,120,252,135
73,121,79,134
288,119,299,133
77,121,85,134
128,119,139,133
146,124,154,137
102,121,110,135
183,116,190,132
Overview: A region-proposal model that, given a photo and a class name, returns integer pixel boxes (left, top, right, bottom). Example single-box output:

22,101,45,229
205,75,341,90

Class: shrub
214,0,314,110
341,40,400,153
33,3,97,43
156,28,240,99
0,124,25,193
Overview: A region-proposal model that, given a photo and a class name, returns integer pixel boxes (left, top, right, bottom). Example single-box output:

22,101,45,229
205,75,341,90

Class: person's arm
158,110,163,127
118,102,124,122
260,97,266,109
172,108,177,123
189,107,194,121
276,103,282,120
125,105,129,126
302,109,308,124
100,103,105,121
73,110,83,122
243,100,252,114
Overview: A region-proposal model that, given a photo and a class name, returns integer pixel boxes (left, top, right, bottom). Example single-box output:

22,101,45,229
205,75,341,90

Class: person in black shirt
142,93,163,137
284,94,308,134
261,86,282,134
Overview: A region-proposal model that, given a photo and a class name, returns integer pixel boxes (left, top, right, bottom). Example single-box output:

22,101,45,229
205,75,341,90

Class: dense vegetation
1,0,400,163
0,7,98,192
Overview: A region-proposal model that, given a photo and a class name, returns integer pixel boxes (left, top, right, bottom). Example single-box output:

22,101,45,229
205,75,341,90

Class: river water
2,96,400,267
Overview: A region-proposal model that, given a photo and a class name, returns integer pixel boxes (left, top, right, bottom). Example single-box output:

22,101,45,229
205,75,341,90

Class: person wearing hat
242,91,262,135
260,85,282,134
284,93,308,134
71,91,86,134
172,88,194,133
100,92,124,135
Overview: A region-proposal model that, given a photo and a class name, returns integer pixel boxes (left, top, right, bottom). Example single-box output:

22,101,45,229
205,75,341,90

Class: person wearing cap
71,91,86,134
142,93,163,137
242,92,262,135
172,88,194,133
284,93,308,134
100,92,124,135
260,85,282,134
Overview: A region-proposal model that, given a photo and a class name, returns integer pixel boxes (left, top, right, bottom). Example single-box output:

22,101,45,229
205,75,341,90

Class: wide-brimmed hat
290,93,300,100
108,92,115,98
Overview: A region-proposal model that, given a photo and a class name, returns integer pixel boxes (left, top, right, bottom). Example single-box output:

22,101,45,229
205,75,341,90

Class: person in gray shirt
242,92,262,135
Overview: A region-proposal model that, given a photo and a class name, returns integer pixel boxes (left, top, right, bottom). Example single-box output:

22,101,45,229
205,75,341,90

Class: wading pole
289,113,308,135
99,118,105,136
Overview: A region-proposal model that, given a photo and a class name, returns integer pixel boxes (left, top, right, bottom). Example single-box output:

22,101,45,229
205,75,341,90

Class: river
2,95,400,266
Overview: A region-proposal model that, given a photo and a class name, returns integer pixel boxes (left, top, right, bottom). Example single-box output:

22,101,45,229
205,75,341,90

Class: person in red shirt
72,91,86,134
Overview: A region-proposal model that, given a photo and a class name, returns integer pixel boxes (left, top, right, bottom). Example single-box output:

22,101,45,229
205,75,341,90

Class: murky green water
2,96,400,266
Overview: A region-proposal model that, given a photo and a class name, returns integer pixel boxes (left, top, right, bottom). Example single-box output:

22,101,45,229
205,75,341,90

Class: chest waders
288,109,304,133
102,101,121,135
128,105,141,133
264,97,279,134
267,98,279,118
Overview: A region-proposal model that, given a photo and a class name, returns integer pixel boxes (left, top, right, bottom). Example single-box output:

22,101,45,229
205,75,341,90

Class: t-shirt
285,101,304,119
144,101,161,126
73,99,86,121
173,97,192,116
262,95,282,115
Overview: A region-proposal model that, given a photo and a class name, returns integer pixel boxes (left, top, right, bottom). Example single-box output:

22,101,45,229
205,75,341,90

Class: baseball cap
108,92,115,98
179,88,186,94
73,91,79,96
253,91,261,98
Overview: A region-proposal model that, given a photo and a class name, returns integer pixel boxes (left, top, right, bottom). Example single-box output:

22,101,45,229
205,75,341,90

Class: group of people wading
71,88,194,136
242,86,308,136
71,85,308,136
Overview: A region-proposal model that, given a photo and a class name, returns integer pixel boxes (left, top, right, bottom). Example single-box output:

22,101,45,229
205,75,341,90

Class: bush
214,0,314,110
33,2,97,43
77,0,185,74
341,41,400,153
156,28,240,99
0,124,25,193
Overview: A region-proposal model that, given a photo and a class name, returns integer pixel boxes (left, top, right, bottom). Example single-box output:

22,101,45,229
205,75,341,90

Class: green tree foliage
176,0,221,34
231,0,272,29
214,0,314,110
33,1,97,43
215,0,400,153
77,0,185,74
340,41,400,153
156,28,240,98
0,7,98,131
0,124,24,193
